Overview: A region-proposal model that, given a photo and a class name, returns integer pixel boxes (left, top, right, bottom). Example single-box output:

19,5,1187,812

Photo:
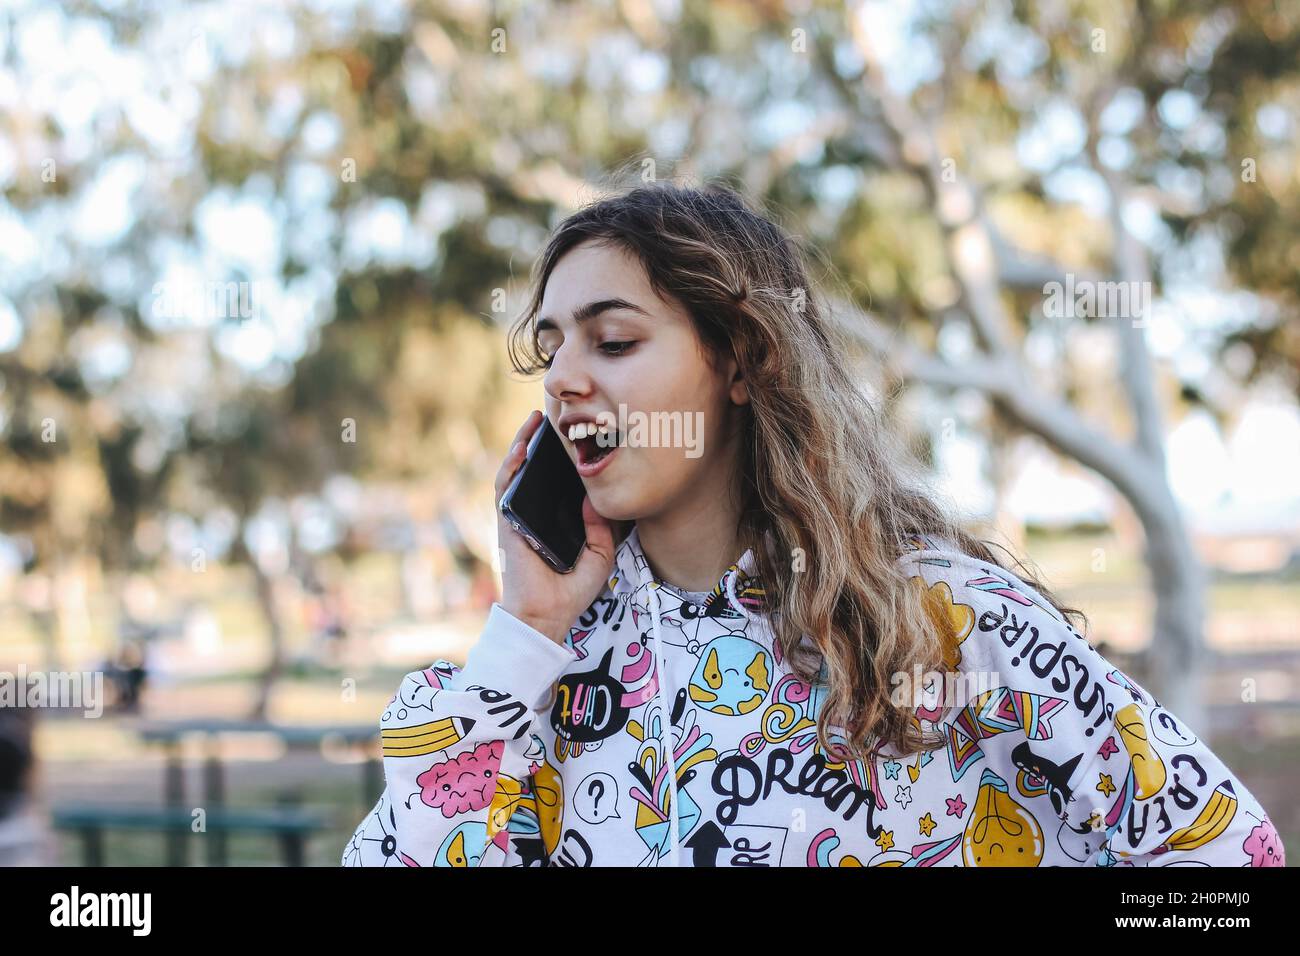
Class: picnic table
53,719,381,866
52,803,328,867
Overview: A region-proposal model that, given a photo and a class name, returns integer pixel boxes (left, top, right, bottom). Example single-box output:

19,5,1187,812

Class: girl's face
537,239,749,521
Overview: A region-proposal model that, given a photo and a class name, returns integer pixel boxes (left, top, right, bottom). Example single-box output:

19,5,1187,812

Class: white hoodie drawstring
725,562,755,624
630,532,757,868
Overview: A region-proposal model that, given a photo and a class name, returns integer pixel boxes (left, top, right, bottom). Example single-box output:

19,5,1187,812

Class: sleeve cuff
458,603,578,711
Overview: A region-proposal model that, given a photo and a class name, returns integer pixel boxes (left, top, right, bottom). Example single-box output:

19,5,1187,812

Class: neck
635,449,746,594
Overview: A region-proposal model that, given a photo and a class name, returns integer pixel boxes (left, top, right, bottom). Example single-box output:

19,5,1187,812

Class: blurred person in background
0,702,54,866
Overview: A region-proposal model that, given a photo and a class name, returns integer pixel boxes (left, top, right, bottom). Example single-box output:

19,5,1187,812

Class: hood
607,524,762,616
602,524,762,865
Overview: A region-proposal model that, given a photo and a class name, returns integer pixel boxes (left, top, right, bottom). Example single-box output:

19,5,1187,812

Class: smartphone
498,416,587,573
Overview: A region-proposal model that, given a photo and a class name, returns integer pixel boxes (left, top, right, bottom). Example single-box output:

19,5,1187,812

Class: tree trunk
835,10,1213,740
249,559,284,721
1138,499,1209,735
231,519,286,722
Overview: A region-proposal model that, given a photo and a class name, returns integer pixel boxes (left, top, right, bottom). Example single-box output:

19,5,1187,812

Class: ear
725,354,750,406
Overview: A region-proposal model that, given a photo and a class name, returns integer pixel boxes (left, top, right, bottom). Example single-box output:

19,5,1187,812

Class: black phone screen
501,417,587,570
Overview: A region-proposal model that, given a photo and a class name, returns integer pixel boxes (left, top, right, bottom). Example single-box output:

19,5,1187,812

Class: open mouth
574,428,621,466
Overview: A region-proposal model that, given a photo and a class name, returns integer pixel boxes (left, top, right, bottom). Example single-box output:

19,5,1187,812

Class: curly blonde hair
506,173,1085,763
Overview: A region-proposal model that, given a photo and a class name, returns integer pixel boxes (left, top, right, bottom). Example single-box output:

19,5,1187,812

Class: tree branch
1084,91,1169,467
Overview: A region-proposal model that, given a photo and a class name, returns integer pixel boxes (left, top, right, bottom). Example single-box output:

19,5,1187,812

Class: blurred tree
1,0,1295,727
799,0,1297,726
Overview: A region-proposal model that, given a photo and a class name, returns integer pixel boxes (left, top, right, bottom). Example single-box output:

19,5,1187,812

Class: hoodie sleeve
900,545,1285,868
341,603,577,867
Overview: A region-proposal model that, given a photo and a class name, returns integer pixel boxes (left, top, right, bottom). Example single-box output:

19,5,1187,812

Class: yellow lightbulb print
962,768,1044,867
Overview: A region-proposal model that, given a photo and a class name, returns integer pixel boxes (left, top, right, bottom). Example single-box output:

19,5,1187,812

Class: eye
599,340,635,356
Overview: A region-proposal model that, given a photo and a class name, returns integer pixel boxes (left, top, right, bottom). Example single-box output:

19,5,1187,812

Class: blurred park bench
52,719,379,866
52,802,328,866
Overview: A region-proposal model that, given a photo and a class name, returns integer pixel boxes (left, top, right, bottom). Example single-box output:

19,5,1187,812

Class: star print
918,813,937,837
895,785,912,809
1096,772,1116,798
945,794,967,818
875,829,894,852
1097,736,1119,760
883,759,901,780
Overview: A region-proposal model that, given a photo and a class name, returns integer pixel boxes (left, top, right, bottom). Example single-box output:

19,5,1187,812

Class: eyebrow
535,298,651,333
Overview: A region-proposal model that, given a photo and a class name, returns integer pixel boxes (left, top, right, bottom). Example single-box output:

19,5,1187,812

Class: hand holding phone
493,410,617,645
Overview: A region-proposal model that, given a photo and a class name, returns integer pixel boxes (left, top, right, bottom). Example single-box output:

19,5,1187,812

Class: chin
585,484,653,523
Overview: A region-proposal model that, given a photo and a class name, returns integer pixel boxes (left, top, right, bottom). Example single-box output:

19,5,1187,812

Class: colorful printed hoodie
341,527,1285,867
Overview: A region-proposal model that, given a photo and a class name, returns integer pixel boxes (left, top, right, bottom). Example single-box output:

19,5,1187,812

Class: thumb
579,494,615,565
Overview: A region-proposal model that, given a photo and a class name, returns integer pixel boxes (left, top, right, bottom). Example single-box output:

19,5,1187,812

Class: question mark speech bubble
1150,706,1198,748
574,772,621,825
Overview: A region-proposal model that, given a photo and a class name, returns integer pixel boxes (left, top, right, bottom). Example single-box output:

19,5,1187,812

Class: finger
510,409,543,447
495,410,544,500
494,438,528,501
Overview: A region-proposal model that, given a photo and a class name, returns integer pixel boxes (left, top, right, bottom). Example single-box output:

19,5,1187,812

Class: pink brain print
1244,817,1285,867
417,741,504,818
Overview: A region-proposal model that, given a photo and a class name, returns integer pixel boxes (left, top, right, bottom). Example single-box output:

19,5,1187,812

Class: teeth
567,421,616,443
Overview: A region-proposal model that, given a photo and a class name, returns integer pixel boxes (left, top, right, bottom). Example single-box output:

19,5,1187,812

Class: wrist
501,605,568,644
462,604,579,710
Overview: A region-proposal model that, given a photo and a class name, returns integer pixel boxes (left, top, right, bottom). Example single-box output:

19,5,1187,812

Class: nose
542,341,594,403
